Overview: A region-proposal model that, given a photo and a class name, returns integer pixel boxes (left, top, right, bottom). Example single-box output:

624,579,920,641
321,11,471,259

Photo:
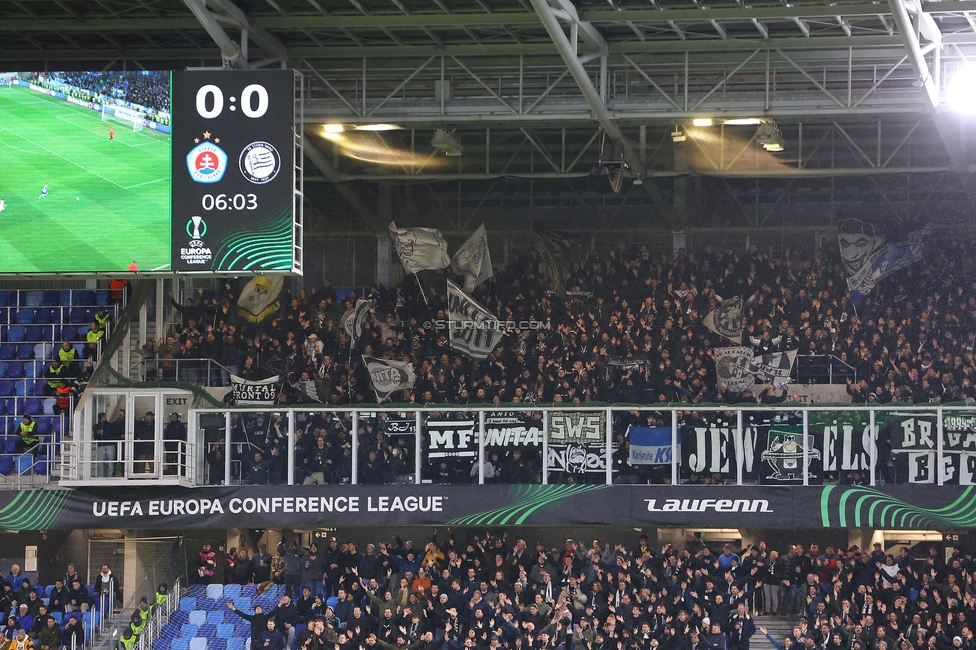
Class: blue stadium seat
24,399,41,415
51,612,61,625
161,623,181,639
189,638,208,650
25,326,41,341
0,293,8,308
16,455,32,475
96,290,110,306
0,347,13,362
16,309,34,325
33,456,47,475
215,624,234,639
326,596,338,610
60,291,72,307
42,292,60,307
69,308,90,324
206,610,223,626
0,381,14,397
33,310,52,325
169,611,189,627
222,585,241,599
195,597,213,611
233,623,248,638
7,362,24,378
32,380,47,398
25,362,39,379
50,417,62,437
179,597,197,612
16,344,33,360
154,638,172,650
15,380,28,397
35,418,50,435
240,585,257,597
44,585,55,598
0,456,13,476
6,328,25,343
180,624,199,639
187,585,206,598
4,438,16,454
60,325,78,341
232,598,251,612
76,291,96,306
227,639,245,650
197,624,216,639
33,344,48,361
188,611,206,626
25,292,42,308
205,584,222,600
171,639,190,650
209,639,226,650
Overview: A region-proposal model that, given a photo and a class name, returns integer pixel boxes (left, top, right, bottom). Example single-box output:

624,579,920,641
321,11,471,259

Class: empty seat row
0,359,83,380
156,637,237,650
0,290,110,308
2,327,86,344
0,454,51,475
186,583,280,600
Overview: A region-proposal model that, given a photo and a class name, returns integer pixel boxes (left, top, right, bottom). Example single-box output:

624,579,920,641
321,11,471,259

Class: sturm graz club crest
239,141,281,184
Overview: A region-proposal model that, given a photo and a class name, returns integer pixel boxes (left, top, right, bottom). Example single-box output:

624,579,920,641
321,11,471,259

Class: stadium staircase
752,614,798,650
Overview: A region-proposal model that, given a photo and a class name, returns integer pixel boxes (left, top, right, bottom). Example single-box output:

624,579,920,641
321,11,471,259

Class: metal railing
183,404,976,489
134,358,232,386
0,440,60,487
63,438,196,482
792,353,857,384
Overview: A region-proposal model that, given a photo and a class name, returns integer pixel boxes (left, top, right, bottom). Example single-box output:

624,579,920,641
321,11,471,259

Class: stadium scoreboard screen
0,69,301,275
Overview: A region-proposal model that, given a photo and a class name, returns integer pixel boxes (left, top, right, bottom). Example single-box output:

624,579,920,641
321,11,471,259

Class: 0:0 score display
200,193,258,211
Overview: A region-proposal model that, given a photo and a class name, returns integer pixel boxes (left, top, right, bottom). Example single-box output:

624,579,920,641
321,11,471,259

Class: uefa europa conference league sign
171,70,296,272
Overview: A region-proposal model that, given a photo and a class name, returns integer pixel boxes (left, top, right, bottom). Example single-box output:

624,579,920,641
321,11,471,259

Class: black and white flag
714,346,755,393
447,280,504,359
389,221,451,274
230,374,280,406
363,356,416,403
702,296,743,341
451,223,493,292
749,350,797,383
341,299,371,347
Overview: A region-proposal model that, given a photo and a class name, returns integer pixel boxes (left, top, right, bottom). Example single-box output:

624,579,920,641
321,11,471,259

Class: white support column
415,411,422,485
735,410,744,486
478,410,486,485
351,412,359,485
671,410,678,485
224,412,232,486
605,407,612,485
937,406,945,486
287,409,295,486
803,409,810,486
869,409,877,486
542,411,549,485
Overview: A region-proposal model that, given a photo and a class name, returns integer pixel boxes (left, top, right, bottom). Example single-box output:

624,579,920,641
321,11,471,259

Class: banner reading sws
171,70,296,272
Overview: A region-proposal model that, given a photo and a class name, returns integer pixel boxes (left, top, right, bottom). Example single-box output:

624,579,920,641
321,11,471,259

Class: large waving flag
389,221,450,274
451,224,493,292
838,220,931,303
363,356,416,402
237,275,284,323
702,296,742,342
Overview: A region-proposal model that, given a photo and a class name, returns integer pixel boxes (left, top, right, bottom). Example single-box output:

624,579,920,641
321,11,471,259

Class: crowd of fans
0,562,134,650
151,236,976,408
21,71,171,124
191,532,976,650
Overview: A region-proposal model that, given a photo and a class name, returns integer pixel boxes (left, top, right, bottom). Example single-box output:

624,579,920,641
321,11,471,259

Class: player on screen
0,199,5,213
109,129,115,141
38,184,49,199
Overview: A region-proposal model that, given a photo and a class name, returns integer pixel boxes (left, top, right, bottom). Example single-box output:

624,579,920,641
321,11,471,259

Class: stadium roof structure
5,0,976,233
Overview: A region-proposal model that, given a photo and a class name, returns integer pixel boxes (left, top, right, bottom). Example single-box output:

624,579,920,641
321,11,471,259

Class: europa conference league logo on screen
171,70,295,272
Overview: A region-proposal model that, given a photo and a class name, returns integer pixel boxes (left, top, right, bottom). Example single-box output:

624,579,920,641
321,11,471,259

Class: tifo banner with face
837,219,931,304
9,484,976,529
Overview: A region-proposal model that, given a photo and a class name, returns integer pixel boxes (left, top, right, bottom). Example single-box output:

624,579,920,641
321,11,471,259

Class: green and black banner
3,484,976,530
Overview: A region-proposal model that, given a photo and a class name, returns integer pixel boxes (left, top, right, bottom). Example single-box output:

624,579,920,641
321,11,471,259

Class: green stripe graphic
447,484,608,526
0,491,73,530
821,485,976,528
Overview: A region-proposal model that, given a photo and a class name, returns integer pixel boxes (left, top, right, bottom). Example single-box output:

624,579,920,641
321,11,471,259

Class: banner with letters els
9,483,976,530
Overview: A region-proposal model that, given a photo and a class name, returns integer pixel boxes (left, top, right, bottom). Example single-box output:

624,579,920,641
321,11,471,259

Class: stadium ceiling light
947,65,976,114
756,121,785,152
724,118,762,125
324,124,345,133
354,124,403,131
671,126,686,142
431,128,463,156
692,118,714,127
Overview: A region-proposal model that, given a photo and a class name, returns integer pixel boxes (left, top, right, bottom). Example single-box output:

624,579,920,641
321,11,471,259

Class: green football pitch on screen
0,83,171,273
